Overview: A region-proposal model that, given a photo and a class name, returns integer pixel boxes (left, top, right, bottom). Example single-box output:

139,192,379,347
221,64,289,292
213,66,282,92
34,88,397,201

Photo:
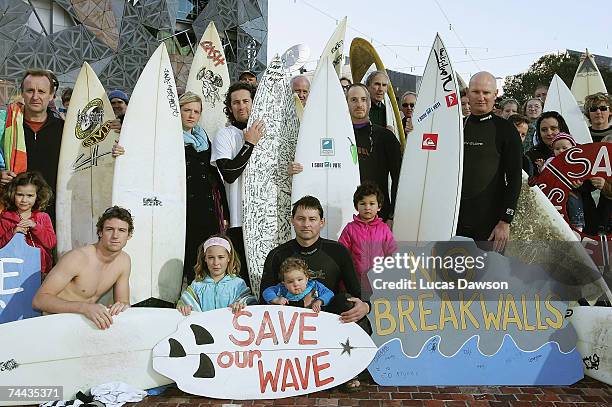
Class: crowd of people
0,63,610,391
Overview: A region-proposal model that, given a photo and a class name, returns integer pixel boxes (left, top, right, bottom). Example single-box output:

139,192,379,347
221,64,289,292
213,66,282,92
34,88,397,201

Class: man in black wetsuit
347,83,402,224
458,71,522,251
259,195,371,391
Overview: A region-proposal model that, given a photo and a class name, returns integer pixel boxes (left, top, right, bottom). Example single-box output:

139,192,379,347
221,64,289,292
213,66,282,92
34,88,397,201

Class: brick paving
129,377,612,407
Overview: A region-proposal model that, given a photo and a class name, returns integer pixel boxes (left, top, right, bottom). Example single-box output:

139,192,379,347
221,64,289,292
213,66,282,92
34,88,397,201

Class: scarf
182,124,209,152
285,280,316,302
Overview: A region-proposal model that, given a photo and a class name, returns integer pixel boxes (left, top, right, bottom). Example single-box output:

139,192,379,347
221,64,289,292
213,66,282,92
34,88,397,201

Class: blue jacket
262,280,334,306
178,274,256,312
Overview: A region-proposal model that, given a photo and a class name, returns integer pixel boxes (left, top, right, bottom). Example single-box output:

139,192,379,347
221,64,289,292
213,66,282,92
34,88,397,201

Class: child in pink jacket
339,182,397,299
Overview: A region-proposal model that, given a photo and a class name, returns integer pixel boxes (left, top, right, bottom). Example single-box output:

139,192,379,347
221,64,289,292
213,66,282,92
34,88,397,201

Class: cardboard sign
152,305,377,399
366,239,584,385
0,233,41,323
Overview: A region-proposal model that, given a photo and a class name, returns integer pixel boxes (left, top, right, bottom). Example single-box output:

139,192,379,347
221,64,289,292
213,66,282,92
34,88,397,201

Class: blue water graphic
368,335,583,385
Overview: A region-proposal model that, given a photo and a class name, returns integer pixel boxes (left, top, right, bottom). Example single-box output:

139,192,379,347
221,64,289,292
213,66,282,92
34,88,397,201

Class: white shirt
211,125,246,228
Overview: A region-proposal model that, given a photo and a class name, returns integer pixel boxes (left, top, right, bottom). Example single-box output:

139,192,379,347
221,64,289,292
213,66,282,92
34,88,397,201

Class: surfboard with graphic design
393,34,463,242
56,62,116,256
112,43,185,305
291,57,359,240
152,305,378,399
570,306,612,385
186,21,230,140
315,17,347,77
242,56,299,297
571,49,608,108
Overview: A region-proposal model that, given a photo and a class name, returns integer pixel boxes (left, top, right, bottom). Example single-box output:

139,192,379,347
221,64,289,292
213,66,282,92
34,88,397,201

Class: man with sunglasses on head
400,91,417,134
585,93,612,143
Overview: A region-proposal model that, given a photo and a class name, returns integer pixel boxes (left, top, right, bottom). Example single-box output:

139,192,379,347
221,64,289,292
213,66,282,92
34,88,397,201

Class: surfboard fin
168,338,187,357
190,324,215,345
193,353,215,378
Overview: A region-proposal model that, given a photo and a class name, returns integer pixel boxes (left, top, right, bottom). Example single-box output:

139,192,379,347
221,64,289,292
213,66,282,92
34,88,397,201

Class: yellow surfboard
349,38,406,148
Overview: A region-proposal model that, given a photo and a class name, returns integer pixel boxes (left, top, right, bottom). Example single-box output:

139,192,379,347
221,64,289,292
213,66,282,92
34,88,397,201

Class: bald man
291,75,310,106
457,71,522,252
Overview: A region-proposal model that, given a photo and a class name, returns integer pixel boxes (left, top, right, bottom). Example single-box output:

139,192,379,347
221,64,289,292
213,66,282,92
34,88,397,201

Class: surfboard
242,56,299,297
186,21,230,140
281,43,310,74
0,308,183,405
0,233,41,323
291,58,359,240
293,93,304,121
349,38,405,148
569,306,612,385
544,74,592,145
571,49,608,108
55,62,116,257
315,16,347,77
112,43,186,305
152,305,378,399
393,35,463,242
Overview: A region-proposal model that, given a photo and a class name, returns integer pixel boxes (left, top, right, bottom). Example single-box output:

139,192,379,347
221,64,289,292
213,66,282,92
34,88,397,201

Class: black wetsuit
457,112,522,241
353,123,402,220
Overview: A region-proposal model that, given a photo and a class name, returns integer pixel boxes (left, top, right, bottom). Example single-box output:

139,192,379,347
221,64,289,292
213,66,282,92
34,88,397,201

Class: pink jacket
338,215,397,284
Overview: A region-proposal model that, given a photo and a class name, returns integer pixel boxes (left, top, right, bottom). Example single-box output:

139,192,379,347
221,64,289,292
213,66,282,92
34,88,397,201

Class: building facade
0,0,267,105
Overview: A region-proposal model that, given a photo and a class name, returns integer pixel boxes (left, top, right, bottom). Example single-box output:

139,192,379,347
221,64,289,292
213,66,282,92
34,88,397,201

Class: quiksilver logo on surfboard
422,134,438,150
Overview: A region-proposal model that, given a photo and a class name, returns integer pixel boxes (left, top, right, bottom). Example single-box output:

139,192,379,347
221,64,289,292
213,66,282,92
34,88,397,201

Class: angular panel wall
0,0,268,106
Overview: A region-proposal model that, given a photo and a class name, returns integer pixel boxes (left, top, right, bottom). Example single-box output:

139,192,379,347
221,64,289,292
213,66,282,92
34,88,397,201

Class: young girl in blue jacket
177,234,256,315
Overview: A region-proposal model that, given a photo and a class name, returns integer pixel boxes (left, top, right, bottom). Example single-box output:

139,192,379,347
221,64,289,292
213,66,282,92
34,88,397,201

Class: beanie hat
551,132,576,147
108,89,129,103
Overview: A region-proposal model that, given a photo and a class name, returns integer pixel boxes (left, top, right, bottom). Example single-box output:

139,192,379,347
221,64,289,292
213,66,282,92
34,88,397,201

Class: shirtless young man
32,206,133,329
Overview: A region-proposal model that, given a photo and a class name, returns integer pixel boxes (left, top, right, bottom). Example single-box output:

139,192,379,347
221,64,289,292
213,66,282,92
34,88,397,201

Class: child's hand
570,180,583,189
271,297,288,305
177,305,192,316
230,301,246,314
311,299,323,313
535,158,544,171
17,219,36,229
14,226,28,234
590,177,606,190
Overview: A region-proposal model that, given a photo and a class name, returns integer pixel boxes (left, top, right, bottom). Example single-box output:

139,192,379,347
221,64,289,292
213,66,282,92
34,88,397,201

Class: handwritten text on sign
227,310,333,393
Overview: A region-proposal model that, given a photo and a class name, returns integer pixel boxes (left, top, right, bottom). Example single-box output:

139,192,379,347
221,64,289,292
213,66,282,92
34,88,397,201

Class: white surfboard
281,43,310,73
186,21,230,140
243,56,299,297
291,58,359,240
571,50,608,108
393,34,463,242
112,43,186,305
152,305,378,399
569,306,612,385
56,62,116,256
545,74,592,145
0,308,183,406
315,16,347,77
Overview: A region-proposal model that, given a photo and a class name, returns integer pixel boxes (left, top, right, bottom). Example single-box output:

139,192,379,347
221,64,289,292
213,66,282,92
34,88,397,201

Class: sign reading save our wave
152,306,377,398
0,234,41,324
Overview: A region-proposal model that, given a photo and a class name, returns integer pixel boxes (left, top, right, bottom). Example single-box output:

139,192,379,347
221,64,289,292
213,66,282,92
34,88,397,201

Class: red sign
422,134,438,150
445,93,458,107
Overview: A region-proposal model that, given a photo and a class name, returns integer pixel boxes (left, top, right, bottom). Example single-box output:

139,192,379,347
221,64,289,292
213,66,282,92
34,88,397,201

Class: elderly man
291,75,310,106
365,70,390,127
457,72,522,252
400,91,417,134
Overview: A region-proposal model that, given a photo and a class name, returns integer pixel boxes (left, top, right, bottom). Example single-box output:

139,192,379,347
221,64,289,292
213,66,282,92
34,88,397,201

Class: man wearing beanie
108,89,129,118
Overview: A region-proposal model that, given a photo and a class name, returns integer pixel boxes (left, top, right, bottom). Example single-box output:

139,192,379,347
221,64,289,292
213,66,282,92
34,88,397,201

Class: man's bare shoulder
57,245,94,264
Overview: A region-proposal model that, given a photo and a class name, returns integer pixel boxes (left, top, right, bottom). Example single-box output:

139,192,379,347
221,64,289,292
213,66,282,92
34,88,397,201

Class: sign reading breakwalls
366,239,586,385
0,234,41,323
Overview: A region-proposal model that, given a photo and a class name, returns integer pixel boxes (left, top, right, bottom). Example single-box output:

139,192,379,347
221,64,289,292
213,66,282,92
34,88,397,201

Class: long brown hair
194,234,241,280
2,171,53,211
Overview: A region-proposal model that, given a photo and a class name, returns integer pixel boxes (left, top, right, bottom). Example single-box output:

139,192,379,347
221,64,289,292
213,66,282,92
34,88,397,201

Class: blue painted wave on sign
369,335,583,385
0,233,42,323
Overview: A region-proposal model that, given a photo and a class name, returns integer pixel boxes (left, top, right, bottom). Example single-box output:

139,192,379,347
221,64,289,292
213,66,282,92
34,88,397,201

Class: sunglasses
589,105,610,113
402,103,415,108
